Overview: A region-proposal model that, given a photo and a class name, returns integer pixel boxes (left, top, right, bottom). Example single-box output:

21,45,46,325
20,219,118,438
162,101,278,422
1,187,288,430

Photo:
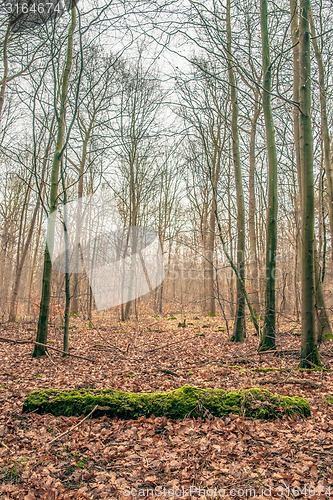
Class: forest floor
0,314,333,499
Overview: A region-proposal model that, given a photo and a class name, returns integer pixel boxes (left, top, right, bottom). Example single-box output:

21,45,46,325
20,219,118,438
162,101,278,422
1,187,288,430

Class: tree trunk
226,0,246,342
71,115,95,315
9,199,40,321
298,0,321,368
33,6,77,357
309,10,333,260
248,94,261,319
0,25,10,122
259,0,278,352
314,244,332,343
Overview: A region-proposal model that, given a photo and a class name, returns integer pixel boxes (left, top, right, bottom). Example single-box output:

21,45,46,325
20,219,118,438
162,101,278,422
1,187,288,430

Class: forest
1,0,333,497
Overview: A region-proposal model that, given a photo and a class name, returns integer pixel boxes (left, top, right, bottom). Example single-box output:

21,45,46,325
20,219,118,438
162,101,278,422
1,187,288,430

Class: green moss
298,367,331,372
327,395,333,405
251,367,289,373
178,321,186,328
221,366,289,373
223,365,247,372
75,458,88,469
22,385,310,420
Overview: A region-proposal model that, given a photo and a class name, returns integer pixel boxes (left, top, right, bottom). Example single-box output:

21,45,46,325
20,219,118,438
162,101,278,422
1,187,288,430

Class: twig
33,342,94,362
273,350,300,357
158,367,182,378
45,349,57,366
258,350,277,355
48,405,98,444
0,337,94,362
146,334,202,353
258,378,322,389
0,336,31,344
88,320,126,354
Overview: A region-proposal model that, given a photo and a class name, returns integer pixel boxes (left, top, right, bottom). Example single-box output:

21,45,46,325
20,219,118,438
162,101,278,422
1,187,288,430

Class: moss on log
22,385,310,420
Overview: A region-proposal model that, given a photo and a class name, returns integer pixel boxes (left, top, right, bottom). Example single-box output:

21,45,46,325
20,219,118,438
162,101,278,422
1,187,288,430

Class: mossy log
22,385,310,420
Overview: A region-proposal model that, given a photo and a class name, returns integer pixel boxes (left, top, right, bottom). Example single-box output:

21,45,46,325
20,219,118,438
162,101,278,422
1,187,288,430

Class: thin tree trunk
314,244,332,343
0,25,10,122
259,0,278,352
63,192,70,356
248,94,261,319
309,10,333,259
9,200,40,321
227,0,246,341
299,0,321,368
71,115,95,315
205,118,222,316
33,6,77,357
290,0,303,323
27,207,43,316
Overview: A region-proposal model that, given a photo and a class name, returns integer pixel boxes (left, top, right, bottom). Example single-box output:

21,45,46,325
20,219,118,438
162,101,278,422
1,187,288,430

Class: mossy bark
22,385,310,420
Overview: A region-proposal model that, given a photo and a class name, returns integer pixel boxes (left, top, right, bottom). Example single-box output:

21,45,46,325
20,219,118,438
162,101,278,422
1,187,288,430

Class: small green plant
75,458,88,469
1,457,28,483
2,465,21,483
207,311,216,317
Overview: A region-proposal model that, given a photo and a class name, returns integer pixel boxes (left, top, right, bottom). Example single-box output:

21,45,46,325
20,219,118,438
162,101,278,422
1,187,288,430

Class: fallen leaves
0,315,333,498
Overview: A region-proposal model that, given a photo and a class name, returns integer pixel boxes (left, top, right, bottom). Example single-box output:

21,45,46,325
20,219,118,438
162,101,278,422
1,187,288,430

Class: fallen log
22,385,310,420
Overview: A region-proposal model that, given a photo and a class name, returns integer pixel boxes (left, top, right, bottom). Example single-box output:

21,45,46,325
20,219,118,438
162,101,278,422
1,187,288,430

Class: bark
248,94,261,319
71,113,95,315
309,10,333,259
33,6,77,357
314,244,332,343
227,0,246,341
298,0,321,368
204,114,222,316
8,199,40,321
259,0,278,352
0,25,10,122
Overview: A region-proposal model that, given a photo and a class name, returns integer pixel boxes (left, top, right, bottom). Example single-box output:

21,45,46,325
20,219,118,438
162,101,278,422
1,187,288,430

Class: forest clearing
1,314,333,498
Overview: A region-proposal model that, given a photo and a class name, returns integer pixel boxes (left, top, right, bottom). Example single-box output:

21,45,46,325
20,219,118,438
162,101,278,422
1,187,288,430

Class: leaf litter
0,314,333,498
